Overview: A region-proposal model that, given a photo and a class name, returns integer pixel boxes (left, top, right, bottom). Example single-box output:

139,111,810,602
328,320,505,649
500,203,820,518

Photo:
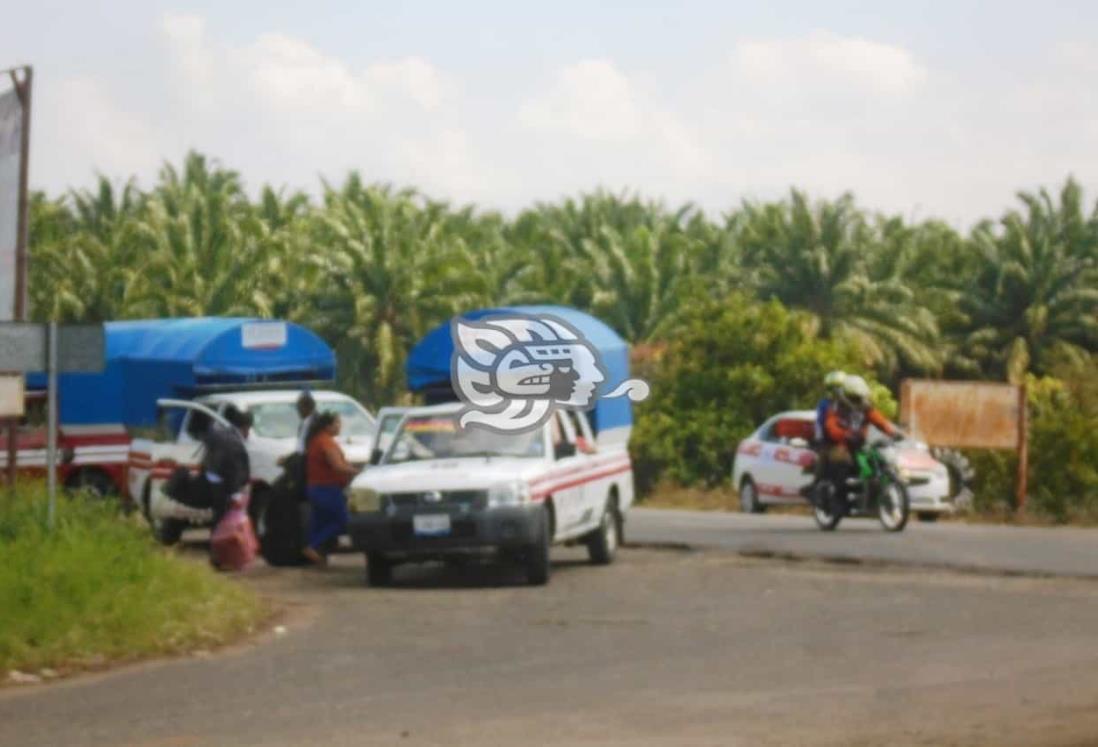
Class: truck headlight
348,487,381,513
487,481,530,508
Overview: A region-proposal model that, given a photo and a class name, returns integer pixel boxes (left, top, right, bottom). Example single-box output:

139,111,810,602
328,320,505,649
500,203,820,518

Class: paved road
3,543,1098,746
628,508,1098,578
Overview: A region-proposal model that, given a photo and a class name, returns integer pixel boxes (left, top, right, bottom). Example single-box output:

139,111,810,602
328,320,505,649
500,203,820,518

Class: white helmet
824,370,846,392
840,375,871,410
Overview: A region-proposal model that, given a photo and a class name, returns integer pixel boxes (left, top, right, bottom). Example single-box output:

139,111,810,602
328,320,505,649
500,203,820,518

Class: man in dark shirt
199,405,253,525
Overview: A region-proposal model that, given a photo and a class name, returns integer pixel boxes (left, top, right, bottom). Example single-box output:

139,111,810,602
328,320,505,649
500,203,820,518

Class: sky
2,0,1098,226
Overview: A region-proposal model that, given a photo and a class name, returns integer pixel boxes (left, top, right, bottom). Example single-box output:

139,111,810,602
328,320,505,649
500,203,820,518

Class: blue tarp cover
406,306,632,433
29,318,335,426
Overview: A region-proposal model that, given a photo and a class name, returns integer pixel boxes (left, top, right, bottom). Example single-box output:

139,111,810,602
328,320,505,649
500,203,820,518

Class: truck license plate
413,514,451,536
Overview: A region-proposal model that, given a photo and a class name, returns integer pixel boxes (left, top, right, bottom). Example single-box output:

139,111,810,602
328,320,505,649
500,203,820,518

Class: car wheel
366,552,393,587
66,469,117,499
586,497,620,565
524,505,551,586
739,477,766,514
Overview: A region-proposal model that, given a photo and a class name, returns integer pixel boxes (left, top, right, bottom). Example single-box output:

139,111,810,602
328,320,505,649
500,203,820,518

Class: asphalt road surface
628,507,1098,578
2,512,1098,746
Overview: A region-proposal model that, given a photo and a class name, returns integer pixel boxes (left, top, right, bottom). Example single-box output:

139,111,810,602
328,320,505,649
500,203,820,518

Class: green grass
0,483,266,675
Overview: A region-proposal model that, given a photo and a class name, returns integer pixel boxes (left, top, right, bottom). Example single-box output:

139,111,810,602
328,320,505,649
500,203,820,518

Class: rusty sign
900,380,1023,450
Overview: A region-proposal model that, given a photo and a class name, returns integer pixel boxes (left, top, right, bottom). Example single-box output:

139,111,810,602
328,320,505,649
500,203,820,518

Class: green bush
0,484,264,673
1024,371,1098,521
965,366,1098,522
630,293,893,493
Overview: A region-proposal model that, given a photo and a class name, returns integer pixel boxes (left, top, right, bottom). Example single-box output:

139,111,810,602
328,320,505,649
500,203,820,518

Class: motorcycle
810,438,911,532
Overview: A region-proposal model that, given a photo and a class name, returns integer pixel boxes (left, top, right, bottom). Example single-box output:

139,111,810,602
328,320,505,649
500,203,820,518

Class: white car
346,403,634,586
731,410,954,521
128,389,376,543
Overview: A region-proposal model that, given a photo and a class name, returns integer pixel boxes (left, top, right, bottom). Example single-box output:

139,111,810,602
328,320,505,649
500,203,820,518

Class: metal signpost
0,323,104,524
2,65,32,489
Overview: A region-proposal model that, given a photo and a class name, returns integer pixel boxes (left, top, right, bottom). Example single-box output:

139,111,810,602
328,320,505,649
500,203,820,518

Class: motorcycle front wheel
812,483,843,531
878,481,911,532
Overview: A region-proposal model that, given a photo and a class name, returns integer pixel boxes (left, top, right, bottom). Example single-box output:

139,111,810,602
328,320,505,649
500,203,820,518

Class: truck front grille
383,490,487,510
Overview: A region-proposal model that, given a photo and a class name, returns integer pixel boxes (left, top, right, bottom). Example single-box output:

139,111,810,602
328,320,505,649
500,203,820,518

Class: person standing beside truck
302,412,359,567
295,390,317,454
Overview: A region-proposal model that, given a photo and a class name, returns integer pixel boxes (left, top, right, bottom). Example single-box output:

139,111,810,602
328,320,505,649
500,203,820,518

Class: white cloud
25,18,1098,226
519,60,644,141
34,76,163,189
516,60,707,191
732,30,927,96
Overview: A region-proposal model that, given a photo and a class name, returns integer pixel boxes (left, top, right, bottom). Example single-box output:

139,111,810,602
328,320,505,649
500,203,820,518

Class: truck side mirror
369,448,383,466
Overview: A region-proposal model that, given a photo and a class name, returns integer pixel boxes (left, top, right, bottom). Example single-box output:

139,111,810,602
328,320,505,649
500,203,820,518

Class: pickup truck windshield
248,401,375,439
386,414,544,463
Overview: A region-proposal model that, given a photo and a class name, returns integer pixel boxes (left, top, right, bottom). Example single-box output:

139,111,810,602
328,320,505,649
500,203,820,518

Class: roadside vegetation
0,484,265,677
27,152,1098,522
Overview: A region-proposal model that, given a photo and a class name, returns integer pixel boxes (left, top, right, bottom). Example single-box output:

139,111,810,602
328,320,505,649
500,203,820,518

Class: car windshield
385,413,544,463
246,399,375,439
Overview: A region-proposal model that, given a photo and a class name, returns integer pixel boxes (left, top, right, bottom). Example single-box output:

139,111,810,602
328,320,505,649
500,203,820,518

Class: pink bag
210,492,259,571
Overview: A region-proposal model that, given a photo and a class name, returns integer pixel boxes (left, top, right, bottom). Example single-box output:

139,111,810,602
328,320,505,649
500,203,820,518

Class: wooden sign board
0,374,22,417
900,380,1022,450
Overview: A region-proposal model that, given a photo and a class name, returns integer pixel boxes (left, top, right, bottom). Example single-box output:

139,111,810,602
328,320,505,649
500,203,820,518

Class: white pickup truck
129,389,376,543
346,403,634,586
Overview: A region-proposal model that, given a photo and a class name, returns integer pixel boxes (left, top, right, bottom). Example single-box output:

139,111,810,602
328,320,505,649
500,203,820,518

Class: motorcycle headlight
348,486,381,513
487,480,530,508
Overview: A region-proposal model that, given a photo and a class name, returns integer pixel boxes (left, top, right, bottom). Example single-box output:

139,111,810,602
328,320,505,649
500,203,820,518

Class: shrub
966,364,1098,522
0,484,265,673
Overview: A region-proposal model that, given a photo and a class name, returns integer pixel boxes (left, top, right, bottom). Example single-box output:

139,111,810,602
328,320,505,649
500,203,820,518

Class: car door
768,416,816,502
747,417,782,498
564,409,604,527
369,407,410,465
145,399,233,521
547,410,587,539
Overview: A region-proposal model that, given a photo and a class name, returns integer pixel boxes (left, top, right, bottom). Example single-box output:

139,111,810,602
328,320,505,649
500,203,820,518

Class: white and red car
347,403,634,586
732,410,954,521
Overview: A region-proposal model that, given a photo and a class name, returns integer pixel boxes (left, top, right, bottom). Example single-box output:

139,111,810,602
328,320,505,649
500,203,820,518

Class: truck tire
525,506,551,586
586,497,620,565
366,552,393,587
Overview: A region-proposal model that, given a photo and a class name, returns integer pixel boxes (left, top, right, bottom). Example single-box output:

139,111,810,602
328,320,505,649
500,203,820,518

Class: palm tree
28,177,146,321
123,152,272,317
300,175,484,406
733,190,942,375
506,192,700,341
957,179,1098,380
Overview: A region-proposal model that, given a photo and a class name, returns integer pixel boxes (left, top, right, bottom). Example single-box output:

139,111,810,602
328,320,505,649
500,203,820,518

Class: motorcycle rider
817,375,902,514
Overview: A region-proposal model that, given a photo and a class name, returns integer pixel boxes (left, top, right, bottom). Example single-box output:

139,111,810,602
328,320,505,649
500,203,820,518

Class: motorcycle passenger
819,375,901,513
814,370,846,445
